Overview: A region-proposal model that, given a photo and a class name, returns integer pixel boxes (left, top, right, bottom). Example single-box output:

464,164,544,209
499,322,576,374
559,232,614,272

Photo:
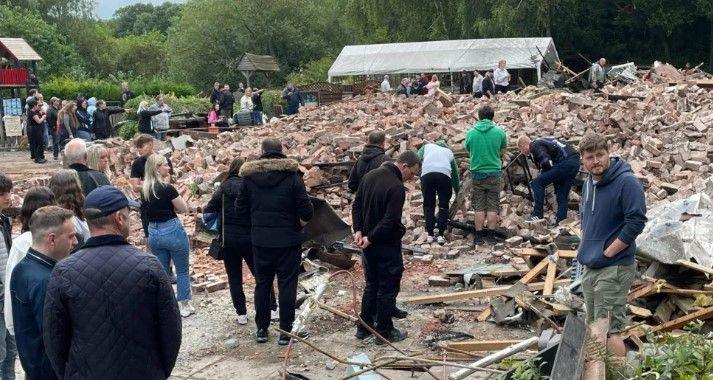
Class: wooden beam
403,279,572,304
520,258,551,285
627,304,653,318
627,282,658,302
519,248,577,259
543,261,557,296
625,306,713,339
439,340,537,352
676,260,713,277
477,306,492,322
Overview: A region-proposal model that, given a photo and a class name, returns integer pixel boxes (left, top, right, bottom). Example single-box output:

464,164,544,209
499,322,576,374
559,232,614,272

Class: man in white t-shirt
493,60,510,94
380,75,391,92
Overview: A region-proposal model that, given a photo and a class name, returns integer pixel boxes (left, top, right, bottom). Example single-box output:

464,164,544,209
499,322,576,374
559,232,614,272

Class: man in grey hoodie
577,134,646,358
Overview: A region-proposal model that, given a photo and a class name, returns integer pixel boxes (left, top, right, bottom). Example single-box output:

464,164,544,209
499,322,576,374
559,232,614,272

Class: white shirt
73,216,90,242
381,80,391,92
5,231,31,335
240,95,253,112
493,67,510,86
421,143,455,178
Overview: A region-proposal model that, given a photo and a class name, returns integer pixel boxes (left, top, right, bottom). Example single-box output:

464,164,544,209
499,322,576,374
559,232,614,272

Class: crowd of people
208,81,273,128
381,59,512,99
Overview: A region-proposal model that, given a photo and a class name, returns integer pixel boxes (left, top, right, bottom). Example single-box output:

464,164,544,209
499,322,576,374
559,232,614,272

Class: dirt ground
1,149,531,380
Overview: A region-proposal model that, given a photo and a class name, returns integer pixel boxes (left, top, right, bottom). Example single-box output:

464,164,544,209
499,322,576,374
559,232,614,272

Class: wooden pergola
237,53,280,87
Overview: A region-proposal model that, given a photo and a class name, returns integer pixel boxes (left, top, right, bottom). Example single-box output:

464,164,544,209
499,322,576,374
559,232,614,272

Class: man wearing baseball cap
43,186,182,379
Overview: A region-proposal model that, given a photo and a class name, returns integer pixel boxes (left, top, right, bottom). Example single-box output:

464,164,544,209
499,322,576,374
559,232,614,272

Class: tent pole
537,62,542,82
449,71,454,93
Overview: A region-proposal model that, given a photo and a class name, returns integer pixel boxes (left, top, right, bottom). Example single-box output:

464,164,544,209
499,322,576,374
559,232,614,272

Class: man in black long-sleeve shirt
347,131,388,193
351,151,420,344
517,135,580,224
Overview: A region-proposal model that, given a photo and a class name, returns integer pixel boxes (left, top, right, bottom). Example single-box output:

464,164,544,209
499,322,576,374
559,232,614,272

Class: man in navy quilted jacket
43,186,182,379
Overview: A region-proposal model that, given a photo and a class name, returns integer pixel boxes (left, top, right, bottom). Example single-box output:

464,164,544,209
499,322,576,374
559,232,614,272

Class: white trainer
426,235,435,244
271,308,280,321
237,314,248,325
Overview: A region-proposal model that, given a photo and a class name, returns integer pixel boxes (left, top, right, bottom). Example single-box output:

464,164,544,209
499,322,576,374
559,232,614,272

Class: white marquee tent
328,37,559,82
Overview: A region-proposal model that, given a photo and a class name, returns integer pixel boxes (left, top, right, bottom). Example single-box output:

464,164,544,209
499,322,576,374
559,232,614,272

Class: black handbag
207,194,225,260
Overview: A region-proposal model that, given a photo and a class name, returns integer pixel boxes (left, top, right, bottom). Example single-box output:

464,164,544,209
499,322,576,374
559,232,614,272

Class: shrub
119,94,211,139
285,56,334,86
261,89,285,117
118,121,138,140
632,322,713,379
42,77,197,102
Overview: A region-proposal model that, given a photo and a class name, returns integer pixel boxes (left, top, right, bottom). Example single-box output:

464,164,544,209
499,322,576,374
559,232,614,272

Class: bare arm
603,239,629,257
171,196,188,214
129,178,142,194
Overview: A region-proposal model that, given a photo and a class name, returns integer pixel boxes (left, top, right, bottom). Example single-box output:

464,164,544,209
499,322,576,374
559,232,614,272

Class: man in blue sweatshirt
577,134,646,357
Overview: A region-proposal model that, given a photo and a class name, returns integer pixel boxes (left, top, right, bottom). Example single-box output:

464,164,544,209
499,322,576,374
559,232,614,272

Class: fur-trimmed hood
239,158,300,188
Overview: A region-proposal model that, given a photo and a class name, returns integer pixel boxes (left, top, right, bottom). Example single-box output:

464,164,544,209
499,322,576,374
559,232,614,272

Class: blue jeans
251,111,263,125
0,313,17,380
49,126,61,159
148,218,192,301
76,129,92,141
155,131,167,141
531,154,581,222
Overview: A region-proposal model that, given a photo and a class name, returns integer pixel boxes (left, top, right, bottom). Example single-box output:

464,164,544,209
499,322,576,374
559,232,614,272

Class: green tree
112,2,183,37
115,32,167,78
0,5,84,78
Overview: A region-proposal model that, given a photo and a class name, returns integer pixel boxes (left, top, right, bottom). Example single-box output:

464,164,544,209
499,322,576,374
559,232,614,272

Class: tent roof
237,53,280,72
328,37,558,78
0,38,42,61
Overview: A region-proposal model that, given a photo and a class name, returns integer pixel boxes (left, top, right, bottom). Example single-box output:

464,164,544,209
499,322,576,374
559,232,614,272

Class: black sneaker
473,230,485,245
279,331,309,346
355,326,372,340
35,158,47,164
256,328,268,343
375,328,408,345
393,306,408,319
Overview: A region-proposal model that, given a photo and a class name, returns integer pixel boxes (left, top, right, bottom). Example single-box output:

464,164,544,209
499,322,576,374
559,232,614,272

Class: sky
95,0,187,19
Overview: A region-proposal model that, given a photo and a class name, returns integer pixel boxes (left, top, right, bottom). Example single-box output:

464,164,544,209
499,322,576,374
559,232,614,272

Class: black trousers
223,235,276,315
421,172,452,236
28,124,45,161
495,84,508,94
253,245,300,331
360,243,404,334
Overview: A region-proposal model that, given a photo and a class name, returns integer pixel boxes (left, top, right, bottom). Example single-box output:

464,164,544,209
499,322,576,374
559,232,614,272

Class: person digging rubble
577,134,647,358
417,141,459,245
43,185,182,379
464,105,508,245
11,206,77,380
235,138,314,345
517,135,581,224
352,151,420,344
589,58,606,89
348,131,388,193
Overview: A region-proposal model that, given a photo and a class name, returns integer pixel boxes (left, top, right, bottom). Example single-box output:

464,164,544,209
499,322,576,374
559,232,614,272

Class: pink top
207,110,219,124
426,81,440,96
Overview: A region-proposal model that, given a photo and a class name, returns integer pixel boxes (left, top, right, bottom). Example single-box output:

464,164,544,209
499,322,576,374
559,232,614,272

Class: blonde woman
57,101,78,145
425,74,440,97
137,100,165,135
87,144,110,179
142,153,194,317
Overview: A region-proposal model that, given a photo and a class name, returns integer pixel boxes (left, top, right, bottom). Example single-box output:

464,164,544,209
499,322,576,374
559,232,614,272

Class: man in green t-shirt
463,105,508,245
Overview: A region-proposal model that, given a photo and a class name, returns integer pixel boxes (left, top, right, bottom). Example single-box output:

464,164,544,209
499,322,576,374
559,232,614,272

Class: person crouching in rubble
577,134,647,358
517,135,580,225
352,151,420,344
417,141,459,245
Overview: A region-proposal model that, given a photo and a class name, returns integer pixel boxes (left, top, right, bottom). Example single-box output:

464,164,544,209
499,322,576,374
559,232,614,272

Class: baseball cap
84,186,140,217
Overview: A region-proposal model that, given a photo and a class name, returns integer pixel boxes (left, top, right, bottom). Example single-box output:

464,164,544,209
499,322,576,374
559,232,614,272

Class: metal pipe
449,337,540,380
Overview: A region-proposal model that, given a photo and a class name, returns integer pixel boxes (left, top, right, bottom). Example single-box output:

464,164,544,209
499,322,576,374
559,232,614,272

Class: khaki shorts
471,175,502,212
582,264,636,333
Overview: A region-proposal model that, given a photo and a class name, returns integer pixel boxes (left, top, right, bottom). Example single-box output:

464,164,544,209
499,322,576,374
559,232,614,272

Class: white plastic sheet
636,193,713,268
328,38,559,81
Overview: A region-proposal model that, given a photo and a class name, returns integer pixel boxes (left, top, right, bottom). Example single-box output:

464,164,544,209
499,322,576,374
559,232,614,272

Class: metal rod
449,337,540,380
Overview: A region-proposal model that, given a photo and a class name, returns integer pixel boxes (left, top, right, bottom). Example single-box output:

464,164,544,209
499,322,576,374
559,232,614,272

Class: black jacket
138,108,163,134
67,163,110,196
352,162,406,246
209,88,222,105
348,145,388,192
119,91,134,107
0,213,10,252
528,138,579,171
481,76,495,96
204,175,250,240
252,93,263,112
75,109,91,133
219,91,235,111
282,88,304,111
11,248,57,380
43,235,181,380
46,106,59,135
92,108,125,140
236,153,314,248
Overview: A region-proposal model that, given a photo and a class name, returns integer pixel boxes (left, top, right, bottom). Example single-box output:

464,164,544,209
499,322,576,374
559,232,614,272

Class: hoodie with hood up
236,152,314,248
577,157,647,269
348,144,388,192
463,119,508,178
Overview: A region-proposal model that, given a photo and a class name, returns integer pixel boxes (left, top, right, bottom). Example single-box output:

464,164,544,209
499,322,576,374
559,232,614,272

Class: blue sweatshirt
577,157,647,269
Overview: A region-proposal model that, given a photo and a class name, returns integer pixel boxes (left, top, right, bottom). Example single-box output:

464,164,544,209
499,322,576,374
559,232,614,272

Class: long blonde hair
58,101,78,128
142,153,167,200
87,145,109,176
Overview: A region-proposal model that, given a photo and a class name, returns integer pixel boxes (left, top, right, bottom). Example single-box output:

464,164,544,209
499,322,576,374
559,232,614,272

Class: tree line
0,0,710,91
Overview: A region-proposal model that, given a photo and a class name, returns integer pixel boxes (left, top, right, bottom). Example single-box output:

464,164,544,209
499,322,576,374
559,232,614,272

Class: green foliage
112,2,183,37
632,322,713,380
41,77,197,102
260,90,286,118
286,56,334,85
114,32,167,78
0,6,84,78
122,94,210,123
499,358,549,380
118,120,138,140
